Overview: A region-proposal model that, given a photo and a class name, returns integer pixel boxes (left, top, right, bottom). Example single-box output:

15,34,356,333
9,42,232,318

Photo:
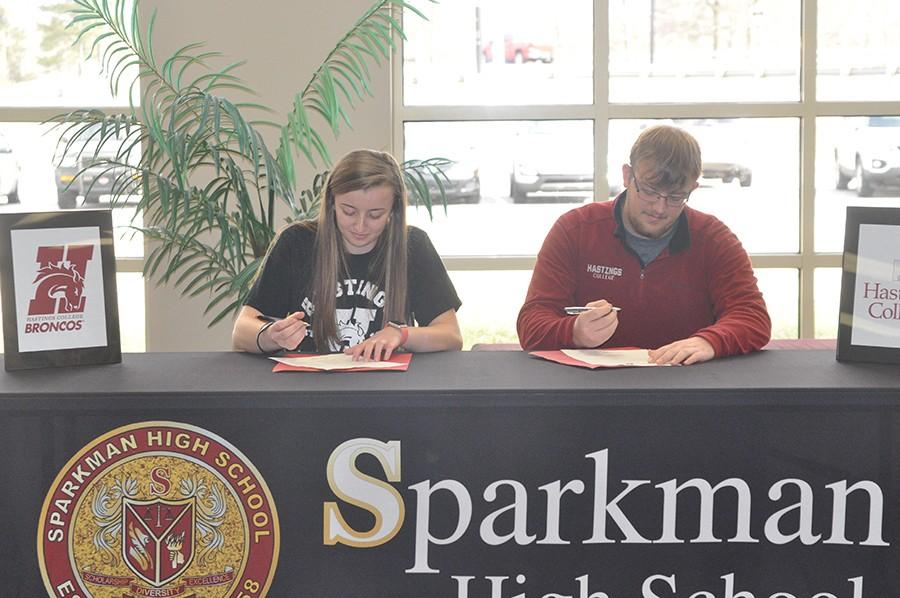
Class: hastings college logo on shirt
38,422,279,597
586,263,623,281
335,306,378,348
301,276,387,351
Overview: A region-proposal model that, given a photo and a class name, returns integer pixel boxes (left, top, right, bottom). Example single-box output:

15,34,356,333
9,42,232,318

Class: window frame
392,0,900,339
0,109,144,310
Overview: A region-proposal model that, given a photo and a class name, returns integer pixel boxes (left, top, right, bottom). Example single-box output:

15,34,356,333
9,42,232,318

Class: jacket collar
612,191,691,254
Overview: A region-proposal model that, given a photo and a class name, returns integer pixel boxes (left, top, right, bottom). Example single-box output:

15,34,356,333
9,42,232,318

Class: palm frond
55,0,446,328
276,0,435,170
403,158,452,217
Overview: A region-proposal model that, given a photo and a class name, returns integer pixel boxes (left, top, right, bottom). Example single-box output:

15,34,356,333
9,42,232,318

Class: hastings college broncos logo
38,422,279,597
29,244,94,315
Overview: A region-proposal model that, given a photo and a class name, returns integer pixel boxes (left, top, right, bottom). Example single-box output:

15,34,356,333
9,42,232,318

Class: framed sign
0,210,120,370
837,206,900,364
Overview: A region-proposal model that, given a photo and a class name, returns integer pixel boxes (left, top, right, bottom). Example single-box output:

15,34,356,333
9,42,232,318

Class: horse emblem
29,261,88,314
334,306,378,350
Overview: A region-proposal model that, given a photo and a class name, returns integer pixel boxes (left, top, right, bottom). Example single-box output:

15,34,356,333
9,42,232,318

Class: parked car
0,133,20,205
701,160,752,186
511,159,594,203
509,119,753,204
482,36,554,64
405,128,482,204
511,124,592,203
835,116,900,197
54,127,134,209
424,160,481,204
680,119,753,187
510,124,623,203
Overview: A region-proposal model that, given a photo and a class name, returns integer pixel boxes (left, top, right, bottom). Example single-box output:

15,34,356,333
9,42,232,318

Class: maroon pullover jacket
517,196,771,356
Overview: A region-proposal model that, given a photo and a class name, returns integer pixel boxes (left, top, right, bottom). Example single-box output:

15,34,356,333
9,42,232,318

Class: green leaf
56,0,438,329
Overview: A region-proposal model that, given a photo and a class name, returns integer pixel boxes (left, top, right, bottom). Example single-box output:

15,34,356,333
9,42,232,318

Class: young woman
232,149,463,360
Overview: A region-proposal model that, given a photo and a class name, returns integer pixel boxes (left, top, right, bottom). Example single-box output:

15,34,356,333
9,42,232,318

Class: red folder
271,352,412,373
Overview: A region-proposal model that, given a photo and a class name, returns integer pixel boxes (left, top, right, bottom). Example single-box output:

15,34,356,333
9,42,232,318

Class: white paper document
561,348,671,367
270,353,402,371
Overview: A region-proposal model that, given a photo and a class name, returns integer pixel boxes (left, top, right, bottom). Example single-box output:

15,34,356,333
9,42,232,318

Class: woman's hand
234,306,307,353
263,312,308,352
345,325,404,362
342,308,463,361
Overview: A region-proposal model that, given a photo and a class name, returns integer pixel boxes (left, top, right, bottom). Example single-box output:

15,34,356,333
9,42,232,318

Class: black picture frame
0,210,121,371
837,206,900,364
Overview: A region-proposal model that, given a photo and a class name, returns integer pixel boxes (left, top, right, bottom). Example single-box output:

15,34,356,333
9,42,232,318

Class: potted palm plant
52,0,450,326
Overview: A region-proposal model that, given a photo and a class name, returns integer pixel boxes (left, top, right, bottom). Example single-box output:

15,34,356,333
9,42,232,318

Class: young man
516,125,771,365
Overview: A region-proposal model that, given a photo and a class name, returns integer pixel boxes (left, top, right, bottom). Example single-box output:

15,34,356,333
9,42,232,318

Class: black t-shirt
245,224,461,352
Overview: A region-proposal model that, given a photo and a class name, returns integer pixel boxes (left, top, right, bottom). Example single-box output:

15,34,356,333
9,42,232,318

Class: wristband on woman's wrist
386,320,409,347
255,320,277,354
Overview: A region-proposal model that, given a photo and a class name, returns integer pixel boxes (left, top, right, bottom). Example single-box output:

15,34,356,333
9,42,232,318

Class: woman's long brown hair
310,149,408,351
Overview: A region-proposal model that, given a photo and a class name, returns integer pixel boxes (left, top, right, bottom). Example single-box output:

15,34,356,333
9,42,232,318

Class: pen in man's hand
564,306,622,315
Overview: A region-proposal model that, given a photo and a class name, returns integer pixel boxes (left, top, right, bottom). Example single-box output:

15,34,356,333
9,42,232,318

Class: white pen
564,306,622,315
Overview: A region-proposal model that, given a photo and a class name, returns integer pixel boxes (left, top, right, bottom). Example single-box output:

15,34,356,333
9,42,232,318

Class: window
817,0,900,101
816,116,900,253
0,1,144,351
609,1,800,103
403,0,592,106
398,0,900,345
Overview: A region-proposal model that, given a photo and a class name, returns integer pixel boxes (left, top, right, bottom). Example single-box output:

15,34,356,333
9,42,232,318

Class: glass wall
400,0,899,346
609,0,801,103
403,0,592,106
0,0,144,352
817,0,900,101
0,2,137,107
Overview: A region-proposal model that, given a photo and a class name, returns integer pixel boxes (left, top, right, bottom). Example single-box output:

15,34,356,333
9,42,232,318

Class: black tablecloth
2,350,898,597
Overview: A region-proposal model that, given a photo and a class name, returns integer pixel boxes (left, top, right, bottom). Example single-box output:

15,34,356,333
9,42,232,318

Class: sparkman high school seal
38,421,279,597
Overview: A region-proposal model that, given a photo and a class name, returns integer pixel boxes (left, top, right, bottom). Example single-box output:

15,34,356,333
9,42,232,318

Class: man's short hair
629,125,702,191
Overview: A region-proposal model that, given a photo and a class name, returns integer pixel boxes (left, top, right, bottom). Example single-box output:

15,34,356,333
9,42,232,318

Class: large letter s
324,438,404,547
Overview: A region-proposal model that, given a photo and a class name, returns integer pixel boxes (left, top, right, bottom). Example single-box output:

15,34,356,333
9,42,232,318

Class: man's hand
649,336,715,365
346,326,404,362
572,300,619,348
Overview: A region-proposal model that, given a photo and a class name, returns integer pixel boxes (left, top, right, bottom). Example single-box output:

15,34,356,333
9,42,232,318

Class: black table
2,350,897,597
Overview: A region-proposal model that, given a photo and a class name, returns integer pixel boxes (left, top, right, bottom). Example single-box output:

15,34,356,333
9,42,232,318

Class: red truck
483,35,554,64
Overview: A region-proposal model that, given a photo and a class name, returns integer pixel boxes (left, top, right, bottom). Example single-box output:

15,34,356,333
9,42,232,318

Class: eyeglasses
631,175,692,208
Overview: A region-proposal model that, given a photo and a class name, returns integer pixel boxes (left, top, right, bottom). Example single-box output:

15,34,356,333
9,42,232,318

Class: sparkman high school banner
30,406,896,597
